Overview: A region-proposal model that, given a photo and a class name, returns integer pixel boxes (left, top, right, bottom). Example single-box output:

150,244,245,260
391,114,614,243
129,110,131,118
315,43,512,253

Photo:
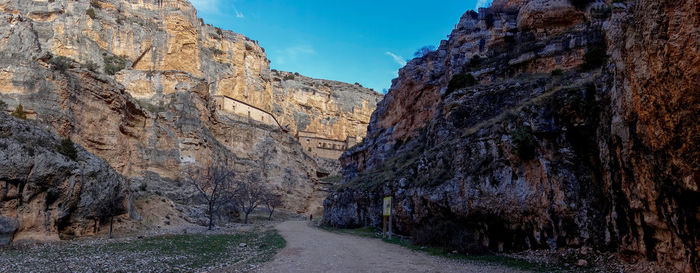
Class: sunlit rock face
0,0,379,239
324,0,699,272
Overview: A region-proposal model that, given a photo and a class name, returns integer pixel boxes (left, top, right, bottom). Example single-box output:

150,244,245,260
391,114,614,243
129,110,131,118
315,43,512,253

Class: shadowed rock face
324,0,698,271
0,217,18,245
0,114,130,242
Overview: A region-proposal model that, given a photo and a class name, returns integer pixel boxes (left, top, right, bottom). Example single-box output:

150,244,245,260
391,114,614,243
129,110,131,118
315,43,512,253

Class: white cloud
191,0,244,18
385,51,406,66
232,5,244,18
475,0,492,9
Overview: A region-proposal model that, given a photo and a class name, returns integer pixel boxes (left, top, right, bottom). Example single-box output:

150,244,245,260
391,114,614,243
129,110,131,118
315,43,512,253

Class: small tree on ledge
56,138,78,161
11,104,26,119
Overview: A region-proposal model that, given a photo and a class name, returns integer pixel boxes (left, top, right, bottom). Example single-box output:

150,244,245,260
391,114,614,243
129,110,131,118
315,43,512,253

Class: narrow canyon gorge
0,0,696,272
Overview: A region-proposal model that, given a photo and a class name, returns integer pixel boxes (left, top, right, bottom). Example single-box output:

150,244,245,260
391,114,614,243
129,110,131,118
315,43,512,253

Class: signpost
383,196,392,239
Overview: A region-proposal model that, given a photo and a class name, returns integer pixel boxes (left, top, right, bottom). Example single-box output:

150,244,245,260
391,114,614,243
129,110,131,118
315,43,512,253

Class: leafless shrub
183,165,236,230
94,185,126,238
234,172,268,224
263,192,283,220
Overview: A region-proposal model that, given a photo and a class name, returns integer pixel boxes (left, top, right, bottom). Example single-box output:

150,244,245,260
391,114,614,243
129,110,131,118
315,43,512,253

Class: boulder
0,216,18,245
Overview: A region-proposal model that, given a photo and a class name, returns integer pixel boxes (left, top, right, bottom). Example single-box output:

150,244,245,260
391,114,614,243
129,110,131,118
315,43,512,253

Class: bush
90,0,101,8
86,8,96,19
283,74,295,80
463,55,482,71
570,0,594,10
49,56,73,71
208,46,225,56
445,73,477,95
580,45,607,70
11,104,26,119
83,61,98,72
484,13,495,29
393,139,404,150
414,46,436,58
503,35,516,46
56,137,78,161
551,69,564,76
104,55,128,75
511,127,537,160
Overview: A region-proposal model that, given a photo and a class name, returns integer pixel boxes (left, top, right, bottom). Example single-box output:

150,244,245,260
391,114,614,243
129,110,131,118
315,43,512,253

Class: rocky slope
324,0,698,272
0,0,378,240
0,113,131,243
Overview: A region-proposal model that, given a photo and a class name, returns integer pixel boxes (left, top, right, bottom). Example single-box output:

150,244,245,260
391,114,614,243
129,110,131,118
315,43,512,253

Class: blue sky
190,0,492,93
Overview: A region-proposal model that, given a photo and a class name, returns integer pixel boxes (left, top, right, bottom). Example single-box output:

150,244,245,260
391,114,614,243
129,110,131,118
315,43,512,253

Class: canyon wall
324,0,698,272
0,113,131,243
0,0,378,240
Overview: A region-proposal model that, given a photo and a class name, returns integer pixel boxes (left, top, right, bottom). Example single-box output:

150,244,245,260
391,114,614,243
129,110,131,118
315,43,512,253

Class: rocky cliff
0,0,378,240
324,0,698,272
271,71,381,142
0,113,131,243
0,0,380,141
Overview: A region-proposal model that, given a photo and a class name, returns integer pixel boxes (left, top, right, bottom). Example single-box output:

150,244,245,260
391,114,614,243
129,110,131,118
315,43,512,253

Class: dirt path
256,221,528,273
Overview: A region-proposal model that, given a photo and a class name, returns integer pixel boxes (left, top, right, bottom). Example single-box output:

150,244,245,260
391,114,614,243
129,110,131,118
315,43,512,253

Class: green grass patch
320,175,343,184
321,225,563,272
104,55,128,75
0,230,285,272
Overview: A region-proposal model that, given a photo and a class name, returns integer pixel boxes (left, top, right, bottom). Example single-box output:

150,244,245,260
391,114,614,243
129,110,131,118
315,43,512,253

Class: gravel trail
257,221,527,273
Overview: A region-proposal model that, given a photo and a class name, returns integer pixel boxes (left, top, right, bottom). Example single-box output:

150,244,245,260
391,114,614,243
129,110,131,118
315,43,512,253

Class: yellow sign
383,197,392,216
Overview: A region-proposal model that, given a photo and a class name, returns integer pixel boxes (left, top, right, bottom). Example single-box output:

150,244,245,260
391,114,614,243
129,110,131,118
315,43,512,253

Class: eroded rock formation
0,0,379,240
0,113,130,243
324,0,698,271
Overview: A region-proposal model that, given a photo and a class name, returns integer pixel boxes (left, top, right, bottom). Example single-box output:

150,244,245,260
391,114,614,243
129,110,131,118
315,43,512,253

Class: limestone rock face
271,71,382,142
0,114,130,242
0,0,377,143
517,0,583,31
0,0,378,238
325,0,698,271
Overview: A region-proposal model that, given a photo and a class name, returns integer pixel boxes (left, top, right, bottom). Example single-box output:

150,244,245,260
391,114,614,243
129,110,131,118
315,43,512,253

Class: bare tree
183,165,235,230
234,172,268,224
96,186,125,239
263,192,283,221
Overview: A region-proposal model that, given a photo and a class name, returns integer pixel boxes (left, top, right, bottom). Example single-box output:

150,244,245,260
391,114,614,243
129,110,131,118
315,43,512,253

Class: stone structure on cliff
214,95,286,130
0,0,379,241
324,0,698,272
296,131,358,160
